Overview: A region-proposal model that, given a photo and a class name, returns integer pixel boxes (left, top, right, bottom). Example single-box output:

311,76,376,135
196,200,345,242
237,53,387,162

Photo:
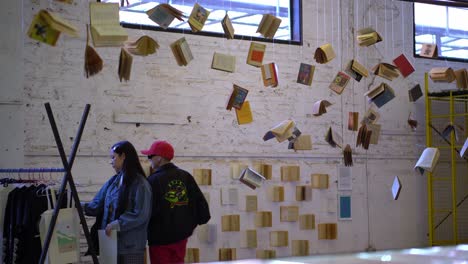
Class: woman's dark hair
111,140,146,217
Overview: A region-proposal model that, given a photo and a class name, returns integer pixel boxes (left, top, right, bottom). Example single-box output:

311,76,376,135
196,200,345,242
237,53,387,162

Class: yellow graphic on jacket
164,180,189,208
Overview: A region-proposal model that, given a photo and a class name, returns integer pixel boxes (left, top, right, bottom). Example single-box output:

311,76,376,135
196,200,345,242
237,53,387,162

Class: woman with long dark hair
83,141,152,264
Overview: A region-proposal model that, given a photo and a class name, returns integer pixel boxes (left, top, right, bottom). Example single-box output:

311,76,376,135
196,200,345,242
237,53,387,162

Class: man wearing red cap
141,140,210,264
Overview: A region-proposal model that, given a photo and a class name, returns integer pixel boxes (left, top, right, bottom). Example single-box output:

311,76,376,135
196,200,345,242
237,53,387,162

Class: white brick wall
1,0,467,262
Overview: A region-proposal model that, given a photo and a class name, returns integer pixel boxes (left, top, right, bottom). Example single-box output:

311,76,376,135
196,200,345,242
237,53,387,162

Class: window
414,2,468,62
102,0,302,45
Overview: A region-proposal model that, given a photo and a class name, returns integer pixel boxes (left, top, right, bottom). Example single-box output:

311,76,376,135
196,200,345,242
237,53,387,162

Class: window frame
413,2,468,63
114,0,302,46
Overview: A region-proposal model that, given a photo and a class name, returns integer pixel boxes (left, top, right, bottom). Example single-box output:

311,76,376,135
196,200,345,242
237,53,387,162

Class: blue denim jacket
84,172,152,254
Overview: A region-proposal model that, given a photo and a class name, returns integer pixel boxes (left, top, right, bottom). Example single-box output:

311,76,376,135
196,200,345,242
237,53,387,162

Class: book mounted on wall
256,14,282,39
170,37,193,66
420,43,438,58
297,63,315,86
357,27,382,46
188,3,210,32
261,63,279,87
90,2,128,47
226,84,249,110
146,3,184,29
246,42,266,67
221,14,235,39
314,43,336,64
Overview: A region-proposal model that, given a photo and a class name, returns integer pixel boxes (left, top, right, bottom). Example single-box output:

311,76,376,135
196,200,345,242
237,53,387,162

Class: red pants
148,239,188,264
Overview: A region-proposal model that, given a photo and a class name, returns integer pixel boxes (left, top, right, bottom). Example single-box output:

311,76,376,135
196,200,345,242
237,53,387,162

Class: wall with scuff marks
1,0,468,262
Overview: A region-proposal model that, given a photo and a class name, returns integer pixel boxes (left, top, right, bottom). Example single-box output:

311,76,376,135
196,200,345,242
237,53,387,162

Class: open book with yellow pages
90,2,128,47
146,3,184,29
256,14,281,39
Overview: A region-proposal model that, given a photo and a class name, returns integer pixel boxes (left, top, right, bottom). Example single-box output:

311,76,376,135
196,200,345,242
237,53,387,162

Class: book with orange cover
246,42,266,67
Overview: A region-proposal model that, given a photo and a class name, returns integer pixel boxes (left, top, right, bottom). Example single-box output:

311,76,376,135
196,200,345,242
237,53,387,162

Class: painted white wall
1,0,467,262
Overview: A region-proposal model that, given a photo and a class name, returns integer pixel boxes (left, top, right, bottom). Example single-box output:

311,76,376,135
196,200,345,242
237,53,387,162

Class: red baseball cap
141,140,174,160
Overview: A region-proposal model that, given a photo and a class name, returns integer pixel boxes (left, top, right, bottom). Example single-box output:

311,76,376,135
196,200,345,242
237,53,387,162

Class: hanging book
329,71,351,95
312,100,332,116
211,52,236,73
393,54,415,78
90,2,128,47
27,10,78,46
345,59,368,82
368,123,381,145
256,14,282,39
343,144,353,167
314,43,336,64
325,127,342,148
372,63,400,81
226,84,249,110
261,63,279,87
348,112,359,131
361,108,380,125
170,37,193,66
368,83,395,108
221,14,235,39
408,112,418,131
239,167,266,190
414,147,440,174
125,35,159,56
429,67,456,83
419,43,438,58
297,63,315,86
454,69,468,89
408,84,423,102
357,27,382,46
356,124,372,150
188,3,210,32
392,176,402,200
246,42,266,67
290,134,312,151
146,3,184,29
118,48,133,82
460,137,468,158
263,120,298,143
235,101,253,125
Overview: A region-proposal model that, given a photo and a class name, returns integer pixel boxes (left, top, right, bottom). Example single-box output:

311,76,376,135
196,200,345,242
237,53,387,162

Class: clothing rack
0,168,65,173
37,103,99,264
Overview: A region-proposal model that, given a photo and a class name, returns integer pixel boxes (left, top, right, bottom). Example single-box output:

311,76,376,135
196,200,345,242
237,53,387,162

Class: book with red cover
393,54,414,78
